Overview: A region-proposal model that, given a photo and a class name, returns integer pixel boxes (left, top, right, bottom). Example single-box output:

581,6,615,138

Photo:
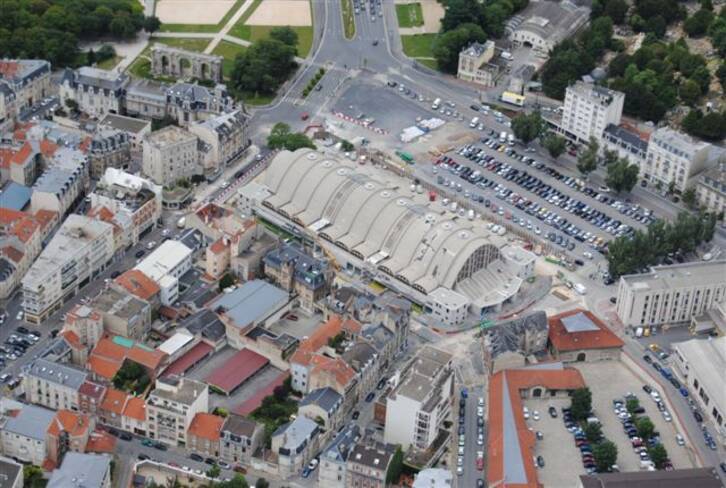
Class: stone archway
532,387,543,398
150,44,223,82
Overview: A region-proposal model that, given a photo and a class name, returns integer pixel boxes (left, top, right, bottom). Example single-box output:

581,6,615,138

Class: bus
500,91,526,107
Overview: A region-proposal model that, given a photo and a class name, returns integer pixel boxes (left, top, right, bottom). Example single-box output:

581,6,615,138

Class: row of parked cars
1,326,40,365
560,406,602,474
615,391,674,471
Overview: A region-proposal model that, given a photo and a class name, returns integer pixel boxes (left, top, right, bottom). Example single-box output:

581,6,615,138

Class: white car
146,241,156,250
523,406,530,419
477,406,484,417
650,391,661,402
456,466,464,476
532,411,540,421
663,411,672,422
477,434,484,446
457,456,463,467
16,311,23,321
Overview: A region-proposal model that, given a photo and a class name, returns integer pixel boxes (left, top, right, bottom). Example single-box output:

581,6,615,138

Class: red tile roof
86,429,116,453
87,355,121,380
0,61,20,78
487,367,585,488
88,336,167,379
1,246,24,263
11,215,40,243
188,413,224,441
100,388,129,415
290,315,343,366
209,237,227,255
548,309,624,352
61,330,84,350
78,381,106,401
33,209,57,232
39,139,59,157
11,142,33,165
309,355,356,390
114,270,160,301
48,410,91,438
234,371,289,416
206,348,269,393
0,208,26,226
162,341,213,377
123,396,147,422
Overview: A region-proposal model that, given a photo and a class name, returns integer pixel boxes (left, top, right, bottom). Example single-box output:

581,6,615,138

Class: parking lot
574,361,694,471
423,136,657,267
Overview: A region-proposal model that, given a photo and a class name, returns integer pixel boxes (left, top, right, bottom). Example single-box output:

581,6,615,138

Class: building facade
142,126,200,186
271,416,320,479
345,441,395,488
0,403,55,465
0,60,52,131
219,414,262,467
644,126,716,193
384,346,453,451
146,376,209,447
22,215,115,324
456,41,500,88
88,130,131,179
23,359,88,411
59,67,129,117
30,148,90,217
616,260,726,328
189,110,250,174
561,82,625,144
696,166,725,222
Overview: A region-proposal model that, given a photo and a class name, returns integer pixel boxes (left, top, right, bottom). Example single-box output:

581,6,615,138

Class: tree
219,273,235,291
110,12,137,38
604,0,628,24
593,441,618,473
684,9,714,37
584,422,603,443
636,417,655,440
626,397,640,414
340,139,355,152
231,38,297,96
682,109,726,142
679,79,702,105
267,123,316,151
441,0,484,32
207,464,221,479
648,444,669,469
606,157,640,193
543,134,567,161
87,48,96,65
511,111,544,145
24,465,46,488
269,26,299,47
143,16,161,33
432,23,486,74
682,187,697,208
386,446,404,484
577,137,599,177
571,387,592,421
603,149,619,166
216,475,250,488
541,40,595,99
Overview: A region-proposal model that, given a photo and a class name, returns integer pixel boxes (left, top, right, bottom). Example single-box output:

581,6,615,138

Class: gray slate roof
210,280,289,329
25,358,88,390
299,387,343,414
3,403,56,441
48,452,110,488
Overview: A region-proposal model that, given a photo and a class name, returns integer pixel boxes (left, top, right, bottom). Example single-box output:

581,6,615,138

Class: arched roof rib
263,149,509,298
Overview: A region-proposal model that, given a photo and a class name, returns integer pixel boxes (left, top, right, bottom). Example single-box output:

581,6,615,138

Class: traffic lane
415,164,597,262
463,387,485,488
623,341,725,479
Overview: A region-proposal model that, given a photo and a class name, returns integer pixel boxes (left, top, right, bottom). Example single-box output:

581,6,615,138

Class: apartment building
263,243,332,313
601,124,649,166
59,67,129,117
97,113,152,152
142,125,201,186
561,82,624,144
46,410,95,467
345,440,395,488
23,358,89,411
187,412,224,458
88,130,131,179
189,110,250,173
0,207,52,300
91,286,152,341
644,126,716,193
298,387,344,431
134,239,193,306
616,260,726,328
271,416,320,479
63,304,104,349
47,452,111,488
0,403,55,465
384,346,453,451
219,414,263,467
0,60,52,131
22,215,114,323
696,166,725,223
30,148,90,217
318,425,360,488
91,168,162,245
456,41,501,88
146,376,209,447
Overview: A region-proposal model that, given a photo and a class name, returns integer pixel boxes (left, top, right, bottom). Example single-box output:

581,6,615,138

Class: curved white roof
263,149,512,296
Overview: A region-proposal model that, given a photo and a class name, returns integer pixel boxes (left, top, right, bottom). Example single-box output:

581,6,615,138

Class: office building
616,260,726,328
22,215,114,323
561,82,624,144
142,126,200,186
146,376,208,447
384,346,453,451
90,286,152,341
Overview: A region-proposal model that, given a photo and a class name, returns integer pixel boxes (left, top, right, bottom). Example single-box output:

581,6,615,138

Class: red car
476,457,484,471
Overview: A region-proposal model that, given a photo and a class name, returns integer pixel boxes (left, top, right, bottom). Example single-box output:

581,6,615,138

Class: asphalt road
459,385,486,488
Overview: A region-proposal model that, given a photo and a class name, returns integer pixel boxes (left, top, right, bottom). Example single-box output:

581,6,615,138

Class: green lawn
159,0,247,33
228,0,264,39
239,90,275,106
401,33,436,58
212,41,247,78
417,58,438,70
341,0,355,39
126,38,210,80
396,3,424,28
97,55,123,70
150,37,211,52
229,0,313,57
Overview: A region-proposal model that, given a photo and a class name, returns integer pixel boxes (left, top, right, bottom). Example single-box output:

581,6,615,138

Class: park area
229,0,313,56
396,3,424,28
401,33,438,70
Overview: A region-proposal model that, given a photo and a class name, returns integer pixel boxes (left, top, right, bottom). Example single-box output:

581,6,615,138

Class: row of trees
0,0,155,67
570,388,619,473
624,397,671,469
230,27,299,97
607,212,718,277
267,123,315,151
682,109,726,142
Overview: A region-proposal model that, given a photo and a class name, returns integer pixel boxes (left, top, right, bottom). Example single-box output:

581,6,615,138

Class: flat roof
48,452,110,488
0,182,32,211
0,457,22,487
99,113,151,134
3,403,55,441
135,240,192,282
620,260,726,292
210,280,289,329
158,331,194,356
205,348,269,393
579,468,723,488
672,336,725,408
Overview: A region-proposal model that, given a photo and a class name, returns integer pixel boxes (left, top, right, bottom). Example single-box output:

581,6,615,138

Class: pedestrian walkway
205,0,256,54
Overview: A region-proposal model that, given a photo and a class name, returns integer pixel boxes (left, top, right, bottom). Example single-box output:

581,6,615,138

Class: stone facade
151,44,223,82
